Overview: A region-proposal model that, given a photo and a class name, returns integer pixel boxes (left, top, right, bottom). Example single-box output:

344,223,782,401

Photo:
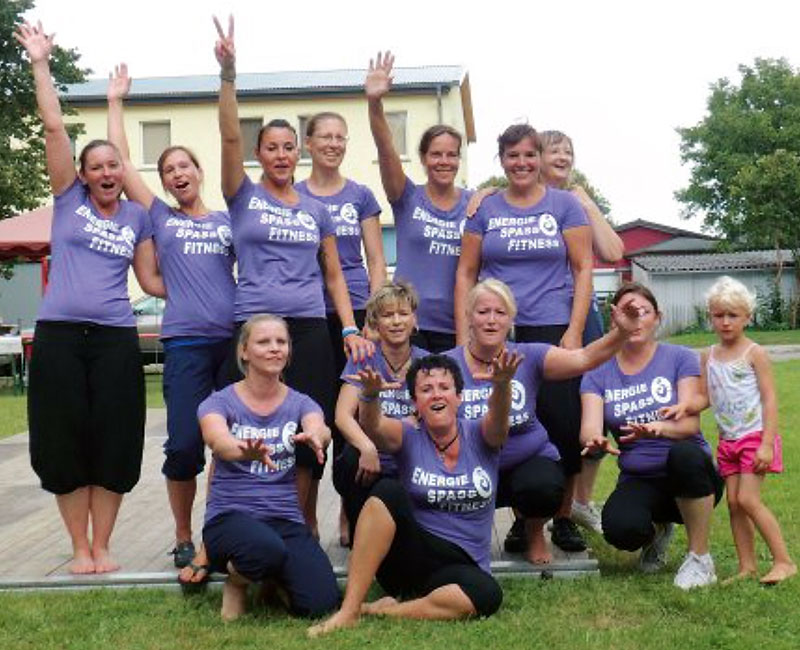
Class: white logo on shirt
339,203,358,225
120,225,135,246
511,379,526,411
282,421,297,452
651,377,672,404
296,211,317,231
473,467,493,499
539,213,558,237
217,224,232,247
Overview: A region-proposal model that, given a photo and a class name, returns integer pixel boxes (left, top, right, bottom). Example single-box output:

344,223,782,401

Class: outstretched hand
293,430,328,465
581,435,620,457
619,420,665,443
236,437,277,470
213,14,235,70
15,21,54,63
473,349,524,384
365,51,394,100
343,367,402,398
107,63,131,102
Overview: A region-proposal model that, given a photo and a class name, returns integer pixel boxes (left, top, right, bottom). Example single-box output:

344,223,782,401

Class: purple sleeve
224,175,254,214
674,346,701,379
135,203,153,243
341,355,359,385
464,201,488,236
359,185,382,221
53,177,84,205
561,191,589,231
198,390,228,420
388,177,415,218
296,391,324,417
315,203,336,240
580,366,605,396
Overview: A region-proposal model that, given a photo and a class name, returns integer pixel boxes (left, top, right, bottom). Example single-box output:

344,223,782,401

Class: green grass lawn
667,328,800,348
1,364,799,648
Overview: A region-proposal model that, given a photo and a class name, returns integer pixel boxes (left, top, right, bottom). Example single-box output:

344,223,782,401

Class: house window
386,111,407,156
240,118,263,163
141,122,170,165
298,115,311,159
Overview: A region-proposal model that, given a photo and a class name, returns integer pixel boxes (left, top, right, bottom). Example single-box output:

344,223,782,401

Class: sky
24,0,800,232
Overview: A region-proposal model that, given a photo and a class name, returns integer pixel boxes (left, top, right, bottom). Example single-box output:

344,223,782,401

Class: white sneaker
673,552,717,590
638,522,674,574
570,500,603,534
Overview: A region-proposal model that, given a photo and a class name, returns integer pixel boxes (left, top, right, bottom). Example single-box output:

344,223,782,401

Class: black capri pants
225,317,336,479
203,510,340,618
602,441,725,552
515,324,583,476
28,321,145,495
368,479,502,617
496,454,566,519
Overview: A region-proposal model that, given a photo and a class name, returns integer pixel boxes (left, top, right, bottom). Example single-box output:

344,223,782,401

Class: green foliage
476,175,508,190
0,0,88,221
676,58,800,256
755,281,790,330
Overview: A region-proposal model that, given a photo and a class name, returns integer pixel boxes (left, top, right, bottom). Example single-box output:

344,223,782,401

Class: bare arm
454,232,482,345
660,348,710,420
200,412,276,468
354,369,404,453
132,239,166,298
479,350,523,449
361,216,387,294
579,392,618,456
107,63,156,209
294,411,331,465
572,186,623,263
15,22,75,195
213,15,246,198
561,224,593,350
335,383,382,484
366,52,406,202
619,376,702,442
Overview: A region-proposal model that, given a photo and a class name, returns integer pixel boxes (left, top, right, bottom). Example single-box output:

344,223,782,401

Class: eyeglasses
314,134,348,144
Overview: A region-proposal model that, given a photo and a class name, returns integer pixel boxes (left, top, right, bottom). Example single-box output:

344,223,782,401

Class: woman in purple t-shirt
365,52,470,352
18,22,163,575
455,124,594,555
580,283,723,590
214,17,371,536
106,65,236,571
198,314,338,620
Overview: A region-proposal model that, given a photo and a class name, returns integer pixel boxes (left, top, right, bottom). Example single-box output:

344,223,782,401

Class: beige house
63,65,476,269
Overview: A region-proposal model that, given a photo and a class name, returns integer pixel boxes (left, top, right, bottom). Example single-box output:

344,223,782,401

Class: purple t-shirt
149,198,235,339
391,179,471,334
37,179,152,327
226,176,335,321
465,187,588,326
394,418,499,572
295,179,381,312
198,384,322,525
445,343,560,471
580,343,709,479
341,344,428,475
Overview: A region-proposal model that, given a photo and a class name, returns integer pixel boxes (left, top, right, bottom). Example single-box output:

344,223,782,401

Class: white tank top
706,344,763,441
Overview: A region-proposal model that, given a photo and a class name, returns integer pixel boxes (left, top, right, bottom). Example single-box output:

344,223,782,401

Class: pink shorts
717,431,783,478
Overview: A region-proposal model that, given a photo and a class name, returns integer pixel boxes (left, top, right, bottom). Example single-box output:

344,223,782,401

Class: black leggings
602,441,724,552
368,479,502,617
496,455,565,519
411,329,455,354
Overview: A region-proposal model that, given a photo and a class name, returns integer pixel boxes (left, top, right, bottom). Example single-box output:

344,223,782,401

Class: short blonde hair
365,280,419,330
705,276,756,315
237,313,291,374
466,278,518,320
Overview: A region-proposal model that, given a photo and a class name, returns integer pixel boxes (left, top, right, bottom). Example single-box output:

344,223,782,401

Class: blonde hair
705,276,757,316
237,313,291,374
466,278,518,320
365,280,419,330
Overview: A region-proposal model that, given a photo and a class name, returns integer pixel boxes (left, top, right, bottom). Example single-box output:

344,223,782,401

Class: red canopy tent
0,205,53,289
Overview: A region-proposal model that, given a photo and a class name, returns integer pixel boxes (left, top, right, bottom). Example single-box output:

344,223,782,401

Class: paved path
0,409,596,590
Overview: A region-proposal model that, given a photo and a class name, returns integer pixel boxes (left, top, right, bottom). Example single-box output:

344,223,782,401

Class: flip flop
178,561,211,591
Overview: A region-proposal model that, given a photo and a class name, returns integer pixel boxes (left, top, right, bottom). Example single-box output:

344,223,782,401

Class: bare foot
92,548,120,574
69,552,96,575
221,575,249,621
361,596,398,616
179,562,209,585
307,609,359,638
721,569,757,585
526,527,552,565
760,562,797,585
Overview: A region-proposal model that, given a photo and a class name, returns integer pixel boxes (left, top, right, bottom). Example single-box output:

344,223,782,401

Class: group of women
19,15,723,631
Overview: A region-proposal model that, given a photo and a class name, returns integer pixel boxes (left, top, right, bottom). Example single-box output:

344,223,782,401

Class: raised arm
352,368,404,453
107,63,156,209
561,224,593,350
15,21,75,195
213,15,246,198
478,350,523,449
453,232,482,345
572,185,624,263
366,52,406,202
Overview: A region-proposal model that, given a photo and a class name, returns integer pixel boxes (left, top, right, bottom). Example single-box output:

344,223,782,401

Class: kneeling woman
447,279,644,563
198,315,339,620
580,283,723,590
311,352,522,635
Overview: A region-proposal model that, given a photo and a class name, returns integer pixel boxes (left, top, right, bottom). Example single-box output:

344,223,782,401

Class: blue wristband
342,326,359,338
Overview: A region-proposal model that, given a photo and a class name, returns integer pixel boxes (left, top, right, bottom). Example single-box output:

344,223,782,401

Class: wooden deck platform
0,409,597,591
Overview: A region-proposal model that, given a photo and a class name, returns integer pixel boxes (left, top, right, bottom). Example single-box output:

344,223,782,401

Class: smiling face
540,138,573,188
413,368,461,430
501,136,540,191
306,116,348,171
256,127,299,186
240,319,291,377
160,149,202,207
375,298,416,347
469,289,513,350
79,144,124,211
708,301,751,343
422,133,461,188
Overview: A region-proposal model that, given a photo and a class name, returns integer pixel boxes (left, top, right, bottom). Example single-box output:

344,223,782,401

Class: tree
0,0,87,221
676,57,800,325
